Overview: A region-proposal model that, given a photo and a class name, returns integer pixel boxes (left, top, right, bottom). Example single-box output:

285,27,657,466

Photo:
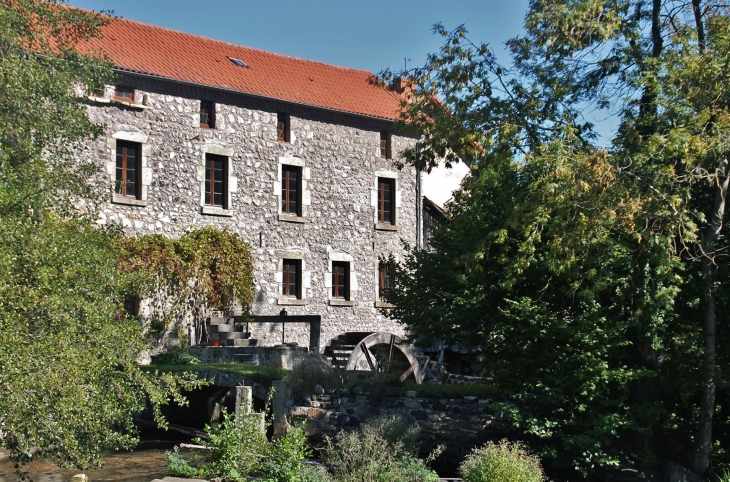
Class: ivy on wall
117,227,256,344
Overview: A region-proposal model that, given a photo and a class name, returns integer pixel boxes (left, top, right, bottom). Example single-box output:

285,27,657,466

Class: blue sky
68,0,529,73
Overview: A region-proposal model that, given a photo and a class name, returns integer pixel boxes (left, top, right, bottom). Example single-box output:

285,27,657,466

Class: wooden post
360,342,376,371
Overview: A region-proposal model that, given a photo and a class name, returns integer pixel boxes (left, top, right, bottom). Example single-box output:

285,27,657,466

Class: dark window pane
116,141,140,198
200,100,214,128
283,259,300,298
277,112,289,142
332,262,348,299
205,154,227,207
282,165,301,215
378,178,395,224
115,85,134,101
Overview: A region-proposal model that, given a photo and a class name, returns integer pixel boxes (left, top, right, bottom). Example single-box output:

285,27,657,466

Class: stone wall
288,387,510,472
79,74,418,350
189,345,307,369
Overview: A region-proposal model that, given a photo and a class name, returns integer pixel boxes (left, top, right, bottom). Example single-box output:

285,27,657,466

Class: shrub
153,351,200,365
287,354,341,399
165,408,267,481
167,409,320,482
459,440,545,482
260,424,314,482
298,465,334,482
323,416,441,482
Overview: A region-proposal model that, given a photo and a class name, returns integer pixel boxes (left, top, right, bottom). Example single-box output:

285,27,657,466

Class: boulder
609,469,660,481
314,384,325,395
667,462,701,482
384,386,400,397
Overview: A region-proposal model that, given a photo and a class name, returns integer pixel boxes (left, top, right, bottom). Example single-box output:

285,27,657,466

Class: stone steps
220,339,257,347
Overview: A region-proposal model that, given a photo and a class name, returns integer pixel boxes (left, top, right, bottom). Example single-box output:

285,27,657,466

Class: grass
144,362,287,385
340,371,498,397
145,361,498,396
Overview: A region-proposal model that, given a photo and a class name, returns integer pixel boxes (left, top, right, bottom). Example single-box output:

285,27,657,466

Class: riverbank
0,441,176,482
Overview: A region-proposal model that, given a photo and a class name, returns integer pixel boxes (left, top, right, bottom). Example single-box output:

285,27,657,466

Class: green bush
459,440,545,482
260,424,314,482
166,408,267,481
167,409,320,482
153,351,201,365
323,416,441,482
286,354,341,399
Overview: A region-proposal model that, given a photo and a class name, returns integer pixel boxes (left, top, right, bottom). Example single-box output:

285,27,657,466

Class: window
281,165,301,216
114,85,135,103
200,100,215,128
380,131,391,159
423,198,445,247
205,153,227,208
115,140,140,199
378,262,393,301
282,259,302,298
377,177,395,224
332,261,350,300
277,112,290,142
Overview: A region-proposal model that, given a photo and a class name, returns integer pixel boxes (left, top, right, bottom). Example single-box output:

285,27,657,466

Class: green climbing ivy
117,227,256,343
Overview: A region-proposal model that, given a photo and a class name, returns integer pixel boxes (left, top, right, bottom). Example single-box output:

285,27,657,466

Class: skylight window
228,57,249,68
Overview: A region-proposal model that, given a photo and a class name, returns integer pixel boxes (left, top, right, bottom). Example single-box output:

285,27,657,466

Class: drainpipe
416,143,422,249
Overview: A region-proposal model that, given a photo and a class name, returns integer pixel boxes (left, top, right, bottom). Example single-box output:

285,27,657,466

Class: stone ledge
112,194,147,207
375,222,398,231
201,205,233,217
279,213,307,223
375,301,394,309
329,299,355,307
277,297,306,306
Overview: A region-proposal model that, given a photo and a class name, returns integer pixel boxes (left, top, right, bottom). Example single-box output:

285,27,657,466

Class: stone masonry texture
78,74,417,350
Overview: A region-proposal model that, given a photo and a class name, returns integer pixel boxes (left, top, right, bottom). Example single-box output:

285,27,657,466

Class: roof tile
79,17,403,121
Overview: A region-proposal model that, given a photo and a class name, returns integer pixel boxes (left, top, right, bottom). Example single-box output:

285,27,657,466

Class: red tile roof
79,16,403,121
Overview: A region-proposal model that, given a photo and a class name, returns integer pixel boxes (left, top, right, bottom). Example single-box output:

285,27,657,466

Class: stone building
74,17,431,351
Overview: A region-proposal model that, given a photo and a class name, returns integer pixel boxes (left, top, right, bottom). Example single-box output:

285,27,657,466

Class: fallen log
133,419,209,439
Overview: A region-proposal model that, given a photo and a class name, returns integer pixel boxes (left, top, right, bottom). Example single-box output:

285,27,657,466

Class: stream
0,440,178,482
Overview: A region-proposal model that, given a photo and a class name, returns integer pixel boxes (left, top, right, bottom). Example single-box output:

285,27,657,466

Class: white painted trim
371,172,400,227
199,145,236,214
325,251,358,302
275,156,310,219
106,133,152,205
275,249,310,301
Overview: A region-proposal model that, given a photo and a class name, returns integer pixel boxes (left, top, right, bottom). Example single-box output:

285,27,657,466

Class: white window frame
106,130,152,207
371,170,401,231
325,251,357,307
274,155,311,223
196,144,237,216
275,249,311,306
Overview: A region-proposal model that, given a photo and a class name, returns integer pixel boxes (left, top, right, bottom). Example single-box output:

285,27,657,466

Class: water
0,442,176,482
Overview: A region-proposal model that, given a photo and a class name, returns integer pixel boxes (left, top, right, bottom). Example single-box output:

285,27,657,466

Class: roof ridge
109,14,379,76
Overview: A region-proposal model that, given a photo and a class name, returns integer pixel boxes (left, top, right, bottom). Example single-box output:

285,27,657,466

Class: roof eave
113,67,399,124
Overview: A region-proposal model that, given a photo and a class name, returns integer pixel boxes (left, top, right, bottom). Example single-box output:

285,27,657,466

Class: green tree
0,0,205,474
382,1,730,477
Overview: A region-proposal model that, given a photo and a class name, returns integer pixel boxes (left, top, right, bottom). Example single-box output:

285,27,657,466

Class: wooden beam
400,360,419,382
360,342,376,371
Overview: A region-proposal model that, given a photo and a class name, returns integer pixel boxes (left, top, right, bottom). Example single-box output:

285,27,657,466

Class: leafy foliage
117,227,256,344
167,408,316,482
322,416,441,482
0,0,206,474
459,440,545,482
286,354,341,400
381,0,730,478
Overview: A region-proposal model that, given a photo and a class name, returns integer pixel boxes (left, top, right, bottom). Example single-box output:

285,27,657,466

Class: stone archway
344,332,424,384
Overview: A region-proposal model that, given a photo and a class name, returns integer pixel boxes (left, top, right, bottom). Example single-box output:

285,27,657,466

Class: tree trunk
693,158,729,475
